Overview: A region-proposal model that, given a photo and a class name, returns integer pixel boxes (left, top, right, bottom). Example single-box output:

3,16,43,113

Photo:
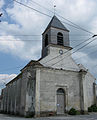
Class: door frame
57,88,65,114
55,84,68,114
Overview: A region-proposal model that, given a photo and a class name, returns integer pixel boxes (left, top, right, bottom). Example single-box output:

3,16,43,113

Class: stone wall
83,72,95,110
0,63,95,117
35,67,81,116
40,45,80,71
23,67,36,117
0,63,37,117
1,74,22,115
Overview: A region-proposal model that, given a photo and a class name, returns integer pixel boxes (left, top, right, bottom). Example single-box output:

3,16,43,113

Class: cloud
0,35,24,51
0,74,17,94
90,17,97,33
53,0,96,24
0,33,41,60
0,0,50,60
72,51,97,79
0,74,17,84
0,0,4,9
0,0,96,61
0,20,42,60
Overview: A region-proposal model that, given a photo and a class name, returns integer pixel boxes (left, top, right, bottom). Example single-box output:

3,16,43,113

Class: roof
43,15,69,33
20,60,43,71
6,60,43,86
6,73,22,86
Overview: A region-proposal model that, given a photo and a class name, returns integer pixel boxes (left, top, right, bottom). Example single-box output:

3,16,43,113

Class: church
0,16,96,117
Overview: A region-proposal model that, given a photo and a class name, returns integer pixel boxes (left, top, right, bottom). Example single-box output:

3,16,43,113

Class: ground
0,113,97,120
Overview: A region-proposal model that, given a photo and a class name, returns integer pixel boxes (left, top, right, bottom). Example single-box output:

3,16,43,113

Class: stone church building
0,16,97,117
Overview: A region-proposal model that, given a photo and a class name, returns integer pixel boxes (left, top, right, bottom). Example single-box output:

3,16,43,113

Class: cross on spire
54,5,56,15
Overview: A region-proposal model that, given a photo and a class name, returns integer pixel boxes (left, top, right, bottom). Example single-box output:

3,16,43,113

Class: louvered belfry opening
57,32,63,46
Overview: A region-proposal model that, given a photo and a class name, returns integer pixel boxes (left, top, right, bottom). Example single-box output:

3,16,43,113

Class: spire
44,16,69,33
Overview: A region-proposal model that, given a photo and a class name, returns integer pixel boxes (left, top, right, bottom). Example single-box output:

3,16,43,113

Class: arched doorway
57,88,65,114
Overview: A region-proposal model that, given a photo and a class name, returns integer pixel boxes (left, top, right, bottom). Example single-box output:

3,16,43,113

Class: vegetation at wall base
88,104,97,112
88,107,93,112
68,108,77,115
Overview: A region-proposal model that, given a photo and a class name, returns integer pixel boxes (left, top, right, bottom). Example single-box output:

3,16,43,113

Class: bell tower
42,15,70,58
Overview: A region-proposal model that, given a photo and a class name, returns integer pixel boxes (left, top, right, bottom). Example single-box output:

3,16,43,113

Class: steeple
43,16,69,34
42,16,70,58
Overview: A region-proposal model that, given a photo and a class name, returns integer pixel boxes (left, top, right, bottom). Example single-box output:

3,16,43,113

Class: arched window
57,88,64,94
45,34,48,47
57,32,63,46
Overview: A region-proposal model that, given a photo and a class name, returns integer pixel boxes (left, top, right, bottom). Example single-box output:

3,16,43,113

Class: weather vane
54,5,56,15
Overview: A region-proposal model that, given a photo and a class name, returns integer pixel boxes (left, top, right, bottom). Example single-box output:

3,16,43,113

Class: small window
57,32,63,46
45,34,48,47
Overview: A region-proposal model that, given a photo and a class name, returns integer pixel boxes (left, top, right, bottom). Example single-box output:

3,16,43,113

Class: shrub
93,107,97,112
91,104,97,112
88,107,92,112
68,108,77,115
88,104,97,112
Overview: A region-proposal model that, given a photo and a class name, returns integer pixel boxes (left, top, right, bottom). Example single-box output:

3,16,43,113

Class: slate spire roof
45,15,69,32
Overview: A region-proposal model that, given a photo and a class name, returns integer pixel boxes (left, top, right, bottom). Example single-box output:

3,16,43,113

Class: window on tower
57,32,63,46
45,34,48,47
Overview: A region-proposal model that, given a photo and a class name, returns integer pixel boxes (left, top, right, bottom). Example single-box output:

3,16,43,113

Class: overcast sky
0,0,97,93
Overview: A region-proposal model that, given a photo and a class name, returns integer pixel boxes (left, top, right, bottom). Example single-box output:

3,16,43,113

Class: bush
68,108,77,115
91,104,97,112
88,104,97,112
88,107,92,112
93,107,97,112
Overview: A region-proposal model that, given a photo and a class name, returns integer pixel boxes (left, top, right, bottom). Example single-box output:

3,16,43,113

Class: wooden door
57,88,65,114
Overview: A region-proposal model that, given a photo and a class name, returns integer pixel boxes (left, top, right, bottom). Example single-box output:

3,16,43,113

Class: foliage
88,107,93,112
68,108,77,115
88,104,97,112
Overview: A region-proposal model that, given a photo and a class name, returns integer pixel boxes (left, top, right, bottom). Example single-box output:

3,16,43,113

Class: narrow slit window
45,34,48,47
